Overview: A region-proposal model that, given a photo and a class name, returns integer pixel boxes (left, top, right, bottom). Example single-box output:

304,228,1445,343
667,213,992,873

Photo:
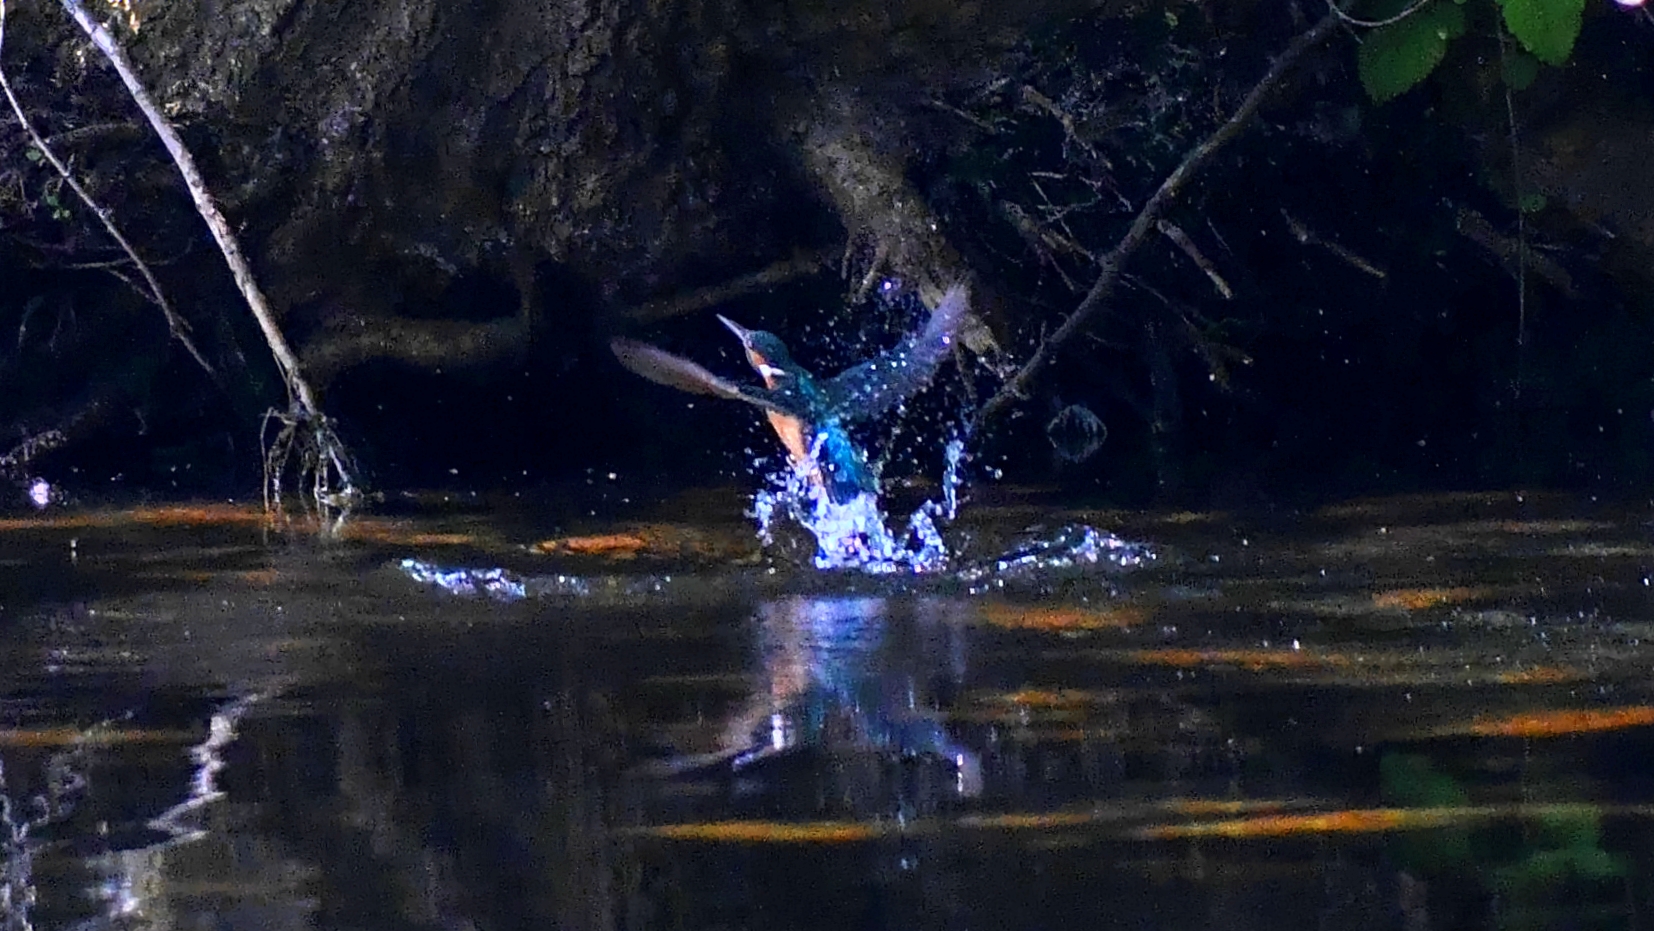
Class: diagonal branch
55,0,319,415
54,0,358,521
972,10,1341,433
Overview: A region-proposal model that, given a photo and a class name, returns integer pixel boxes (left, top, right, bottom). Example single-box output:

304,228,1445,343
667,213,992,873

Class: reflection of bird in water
612,284,970,503
712,595,982,802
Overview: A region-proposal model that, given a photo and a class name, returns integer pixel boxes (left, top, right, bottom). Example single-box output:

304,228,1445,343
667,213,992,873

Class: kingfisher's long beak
716,314,754,348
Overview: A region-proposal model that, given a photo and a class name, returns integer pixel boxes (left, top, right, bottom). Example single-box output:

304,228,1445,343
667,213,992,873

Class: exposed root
786,94,1009,386
261,406,362,532
623,249,835,324
798,104,965,310
300,313,530,386
0,428,66,483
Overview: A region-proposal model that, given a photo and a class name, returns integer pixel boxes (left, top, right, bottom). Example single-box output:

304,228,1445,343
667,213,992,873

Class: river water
2,487,1653,930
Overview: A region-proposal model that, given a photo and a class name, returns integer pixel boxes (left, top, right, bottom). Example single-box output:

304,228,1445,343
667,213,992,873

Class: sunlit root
261,407,361,532
55,0,358,525
974,11,1341,433
300,313,531,386
623,249,835,324
791,97,1000,360
0,427,67,485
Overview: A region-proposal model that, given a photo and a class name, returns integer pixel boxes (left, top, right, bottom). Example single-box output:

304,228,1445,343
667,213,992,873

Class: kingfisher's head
718,315,803,388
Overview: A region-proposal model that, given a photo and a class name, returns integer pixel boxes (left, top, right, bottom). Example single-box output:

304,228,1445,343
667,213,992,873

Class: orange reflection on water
336,522,478,547
1457,706,1654,738
1371,587,1486,610
156,568,286,586
960,811,1105,830
978,604,1149,630
530,524,740,559
0,503,267,532
642,820,878,843
532,532,650,557
1489,665,1580,685
1125,648,1347,672
0,726,195,747
1164,798,1295,817
1134,807,1459,840
992,688,1111,709
0,504,482,548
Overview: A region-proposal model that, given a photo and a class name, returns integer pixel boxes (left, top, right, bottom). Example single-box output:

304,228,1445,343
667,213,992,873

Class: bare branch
973,11,1341,433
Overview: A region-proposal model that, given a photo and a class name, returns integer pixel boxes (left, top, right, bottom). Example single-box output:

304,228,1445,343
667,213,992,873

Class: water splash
399,429,1153,589
940,436,966,522
752,434,959,574
957,524,1155,583
750,429,1157,577
399,558,529,601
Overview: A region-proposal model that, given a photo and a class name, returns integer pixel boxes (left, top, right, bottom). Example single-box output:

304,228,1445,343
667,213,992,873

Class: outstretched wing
820,282,970,422
610,338,798,416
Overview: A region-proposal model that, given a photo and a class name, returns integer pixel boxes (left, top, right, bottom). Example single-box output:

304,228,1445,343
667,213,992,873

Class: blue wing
819,283,969,423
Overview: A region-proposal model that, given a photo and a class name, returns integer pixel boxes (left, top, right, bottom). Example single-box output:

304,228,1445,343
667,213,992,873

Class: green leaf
1502,49,1541,90
1358,1,1468,103
1497,0,1585,65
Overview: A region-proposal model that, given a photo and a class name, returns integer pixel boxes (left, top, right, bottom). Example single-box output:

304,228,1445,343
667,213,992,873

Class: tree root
300,314,531,386
799,109,958,300
261,407,361,532
622,249,836,324
792,97,1001,361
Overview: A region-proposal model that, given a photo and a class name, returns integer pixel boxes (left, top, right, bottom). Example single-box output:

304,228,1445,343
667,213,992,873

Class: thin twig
1498,25,1528,401
973,10,1341,432
1325,0,1436,30
41,120,144,148
1155,220,1233,299
0,0,214,376
1281,208,1387,278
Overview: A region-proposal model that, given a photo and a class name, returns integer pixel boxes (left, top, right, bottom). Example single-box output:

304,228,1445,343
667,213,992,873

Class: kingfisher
611,283,970,504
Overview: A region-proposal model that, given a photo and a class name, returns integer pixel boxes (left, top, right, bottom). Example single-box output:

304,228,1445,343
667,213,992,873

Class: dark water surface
4,489,1654,930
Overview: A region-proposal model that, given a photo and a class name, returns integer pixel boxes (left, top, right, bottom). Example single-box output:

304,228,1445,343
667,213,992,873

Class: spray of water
750,434,966,574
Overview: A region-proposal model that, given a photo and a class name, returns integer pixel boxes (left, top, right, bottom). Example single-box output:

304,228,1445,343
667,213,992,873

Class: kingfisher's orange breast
755,357,825,488
765,411,810,468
